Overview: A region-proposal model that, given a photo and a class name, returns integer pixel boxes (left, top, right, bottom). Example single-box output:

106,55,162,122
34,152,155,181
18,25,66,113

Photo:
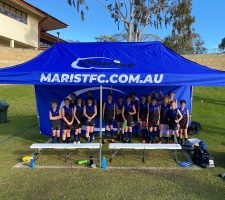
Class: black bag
188,121,201,135
191,146,215,168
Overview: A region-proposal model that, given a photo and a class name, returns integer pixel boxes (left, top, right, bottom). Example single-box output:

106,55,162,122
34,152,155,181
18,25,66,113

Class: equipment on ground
77,160,88,165
0,100,9,124
188,121,201,135
101,157,107,169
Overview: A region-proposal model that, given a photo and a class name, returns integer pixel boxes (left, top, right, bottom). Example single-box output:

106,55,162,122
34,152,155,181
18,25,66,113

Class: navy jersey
168,108,179,123
104,101,114,120
117,102,123,111
50,108,60,118
75,104,83,121
124,103,133,116
160,103,170,120
63,106,73,121
149,103,159,120
139,102,148,119
179,107,188,124
70,100,77,108
86,103,95,117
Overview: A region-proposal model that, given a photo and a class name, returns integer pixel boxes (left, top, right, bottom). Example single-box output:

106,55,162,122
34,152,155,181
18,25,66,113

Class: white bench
109,143,182,163
30,143,101,162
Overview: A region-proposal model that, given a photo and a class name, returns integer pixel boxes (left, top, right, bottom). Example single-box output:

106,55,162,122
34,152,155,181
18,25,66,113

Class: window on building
0,1,27,24
39,38,54,49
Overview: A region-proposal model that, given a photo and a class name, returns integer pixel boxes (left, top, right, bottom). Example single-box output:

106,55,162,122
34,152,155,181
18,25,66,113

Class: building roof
10,0,68,31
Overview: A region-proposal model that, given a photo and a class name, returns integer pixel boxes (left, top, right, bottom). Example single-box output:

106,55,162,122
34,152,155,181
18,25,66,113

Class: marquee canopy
0,41,225,86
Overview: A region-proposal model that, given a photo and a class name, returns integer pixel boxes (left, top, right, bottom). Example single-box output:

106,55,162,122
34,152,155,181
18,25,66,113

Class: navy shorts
62,122,73,130
51,120,61,130
105,119,114,126
169,123,178,130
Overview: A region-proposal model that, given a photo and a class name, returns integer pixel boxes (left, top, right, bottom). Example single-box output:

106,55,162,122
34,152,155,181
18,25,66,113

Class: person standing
179,100,189,145
115,96,124,142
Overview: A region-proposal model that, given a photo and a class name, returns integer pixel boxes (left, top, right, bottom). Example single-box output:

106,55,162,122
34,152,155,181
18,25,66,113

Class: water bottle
77,160,88,165
101,157,107,169
30,158,35,169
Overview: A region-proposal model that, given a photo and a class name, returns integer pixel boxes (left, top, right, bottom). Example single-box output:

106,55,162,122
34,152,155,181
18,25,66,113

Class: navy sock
177,136,180,144
149,131,153,141
125,132,128,140
57,137,60,143
105,130,108,139
153,131,156,141
121,134,124,141
85,137,89,143
129,132,132,141
62,140,66,143
51,136,55,143
77,134,81,141
171,135,175,142
135,126,138,134
66,137,70,143
166,137,169,143
74,134,77,142
185,137,188,141
90,133,93,143
110,130,114,139
117,134,121,141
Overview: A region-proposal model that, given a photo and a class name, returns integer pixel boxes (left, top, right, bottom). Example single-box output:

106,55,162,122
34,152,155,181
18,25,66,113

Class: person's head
118,96,123,104
70,94,76,102
170,100,176,109
151,96,157,105
169,92,175,99
162,96,169,104
87,91,93,98
126,96,131,103
107,93,113,101
141,95,146,102
87,97,93,105
152,93,158,100
64,98,70,106
180,99,186,108
51,100,57,109
130,92,136,100
77,97,82,105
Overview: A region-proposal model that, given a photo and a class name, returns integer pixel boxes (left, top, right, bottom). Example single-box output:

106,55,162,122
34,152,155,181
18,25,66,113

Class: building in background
0,0,68,49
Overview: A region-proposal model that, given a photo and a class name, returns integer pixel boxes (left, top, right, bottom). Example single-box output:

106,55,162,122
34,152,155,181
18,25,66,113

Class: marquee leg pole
99,85,103,168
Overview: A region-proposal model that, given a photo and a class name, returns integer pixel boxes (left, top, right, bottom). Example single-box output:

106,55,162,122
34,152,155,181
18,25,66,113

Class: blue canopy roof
0,41,225,86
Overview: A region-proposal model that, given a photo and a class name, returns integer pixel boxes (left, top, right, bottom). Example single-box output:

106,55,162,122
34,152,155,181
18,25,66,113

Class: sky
26,0,225,50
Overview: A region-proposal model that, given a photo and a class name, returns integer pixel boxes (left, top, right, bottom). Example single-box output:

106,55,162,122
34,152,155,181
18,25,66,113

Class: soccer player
179,100,189,145
148,97,160,143
103,93,115,143
83,97,97,143
168,91,177,107
168,100,183,144
131,92,139,137
84,90,97,105
158,96,170,144
138,95,148,143
49,100,62,143
115,96,124,142
61,98,74,143
70,93,77,108
73,97,83,144
122,96,136,143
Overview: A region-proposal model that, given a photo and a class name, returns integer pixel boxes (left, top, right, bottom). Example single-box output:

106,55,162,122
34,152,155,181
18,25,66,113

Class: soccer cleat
157,140,162,144
103,139,108,144
111,139,115,143
73,141,77,144
77,141,80,144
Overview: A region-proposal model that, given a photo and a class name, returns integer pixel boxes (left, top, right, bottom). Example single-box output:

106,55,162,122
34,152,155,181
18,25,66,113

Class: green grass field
0,85,225,200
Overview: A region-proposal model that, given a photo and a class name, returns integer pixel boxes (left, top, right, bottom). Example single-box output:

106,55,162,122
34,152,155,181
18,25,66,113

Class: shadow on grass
211,151,225,169
194,95,225,106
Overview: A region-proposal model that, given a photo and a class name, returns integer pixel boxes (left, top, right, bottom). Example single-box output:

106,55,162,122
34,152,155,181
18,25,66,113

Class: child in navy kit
148,97,160,143
179,100,189,145
103,93,115,143
138,95,148,143
131,93,139,137
168,91,177,108
158,96,170,143
122,96,136,143
61,98,74,143
115,96,124,142
168,100,183,144
49,100,62,143
83,97,97,143
73,97,83,144
70,93,77,108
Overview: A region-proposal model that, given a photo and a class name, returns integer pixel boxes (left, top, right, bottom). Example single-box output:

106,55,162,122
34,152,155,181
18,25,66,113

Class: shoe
73,141,77,144
111,139,115,143
103,139,107,144
157,140,162,144
93,136,95,140
77,141,80,144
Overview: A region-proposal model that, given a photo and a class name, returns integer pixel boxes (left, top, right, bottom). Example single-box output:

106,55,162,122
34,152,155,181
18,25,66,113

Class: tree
95,32,160,42
163,0,205,54
67,0,195,42
218,38,225,52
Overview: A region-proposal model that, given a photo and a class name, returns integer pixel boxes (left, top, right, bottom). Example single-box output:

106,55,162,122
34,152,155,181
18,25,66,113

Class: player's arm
61,108,70,125
131,105,136,115
146,103,149,123
176,110,183,123
186,109,190,128
138,104,140,121
113,103,116,119
73,106,80,124
158,105,160,123
91,105,97,119
102,103,106,120
83,105,90,120
122,105,126,121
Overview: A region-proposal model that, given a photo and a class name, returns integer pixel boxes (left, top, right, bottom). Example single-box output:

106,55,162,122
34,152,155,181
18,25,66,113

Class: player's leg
89,126,94,143
175,129,180,144
104,124,109,143
184,128,188,141
117,121,121,141
110,124,114,142
77,127,81,144
66,129,71,143
179,128,183,145
165,125,169,143
56,129,60,143
51,129,56,143
74,128,78,144
85,126,90,143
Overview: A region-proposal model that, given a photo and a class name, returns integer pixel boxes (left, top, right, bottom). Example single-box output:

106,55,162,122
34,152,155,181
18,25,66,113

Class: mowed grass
0,85,225,200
